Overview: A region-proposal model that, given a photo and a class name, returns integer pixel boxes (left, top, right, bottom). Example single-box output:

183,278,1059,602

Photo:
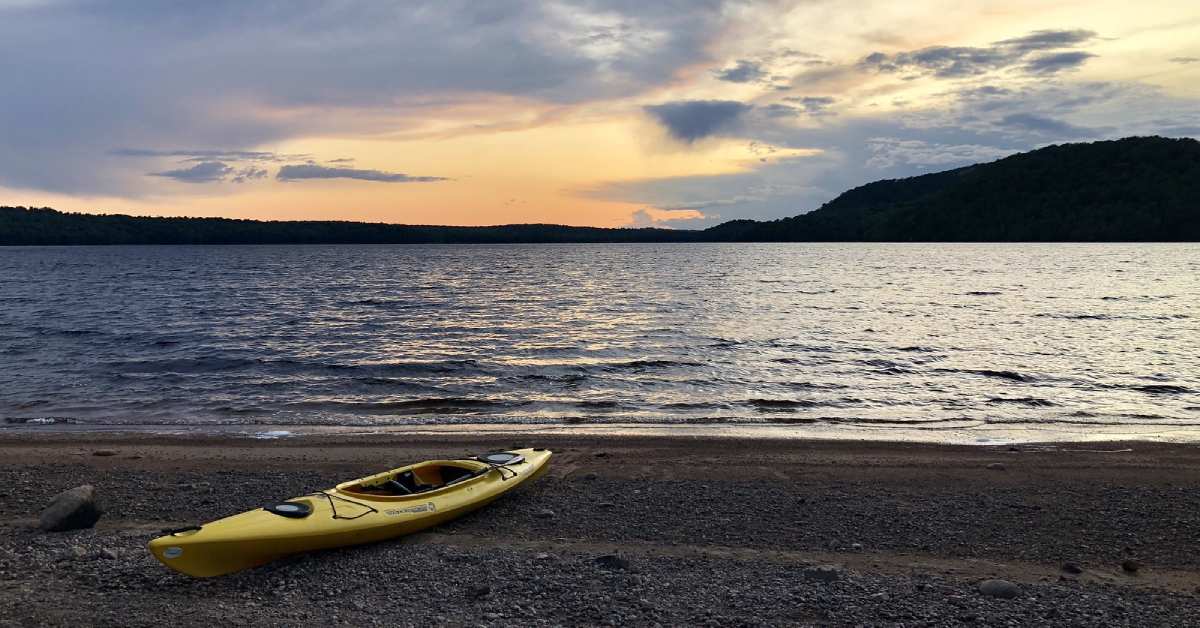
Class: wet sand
2,432,1199,626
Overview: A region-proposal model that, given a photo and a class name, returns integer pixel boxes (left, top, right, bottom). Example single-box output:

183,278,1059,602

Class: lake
1,243,1197,442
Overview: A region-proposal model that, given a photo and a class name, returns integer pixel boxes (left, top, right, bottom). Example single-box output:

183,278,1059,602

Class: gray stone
92,450,117,457
534,509,556,519
39,485,102,532
1062,562,1083,574
1121,559,1141,573
802,565,843,583
986,463,1006,471
978,579,1020,599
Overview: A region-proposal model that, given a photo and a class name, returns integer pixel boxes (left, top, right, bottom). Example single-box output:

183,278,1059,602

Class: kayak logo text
385,502,436,516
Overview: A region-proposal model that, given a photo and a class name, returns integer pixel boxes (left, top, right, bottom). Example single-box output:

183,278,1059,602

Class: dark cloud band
276,164,447,183
860,28,1098,78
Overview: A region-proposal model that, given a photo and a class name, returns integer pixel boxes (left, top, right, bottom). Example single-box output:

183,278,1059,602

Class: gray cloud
1024,51,1096,74
276,164,448,183
0,0,730,196
762,96,837,118
998,113,1097,138
992,29,1098,53
644,100,751,142
865,138,1014,169
782,96,836,115
860,28,1098,78
232,166,269,183
148,160,271,184
762,104,801,118
150,161,234,183
712,60,766,83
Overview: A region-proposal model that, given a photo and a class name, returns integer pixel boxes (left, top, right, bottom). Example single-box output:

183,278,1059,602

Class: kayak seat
342,462,484,496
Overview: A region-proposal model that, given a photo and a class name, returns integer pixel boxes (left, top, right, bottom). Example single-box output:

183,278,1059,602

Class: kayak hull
148,448,551,577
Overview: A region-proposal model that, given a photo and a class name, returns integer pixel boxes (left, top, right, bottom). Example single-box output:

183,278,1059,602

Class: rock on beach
39,485,102,532
978,579,1020,599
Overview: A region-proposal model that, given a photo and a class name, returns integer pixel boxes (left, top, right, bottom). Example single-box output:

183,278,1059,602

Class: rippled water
1,244,1198,439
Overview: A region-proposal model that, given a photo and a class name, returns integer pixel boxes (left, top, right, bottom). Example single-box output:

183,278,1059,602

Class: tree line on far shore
3,136,1198,245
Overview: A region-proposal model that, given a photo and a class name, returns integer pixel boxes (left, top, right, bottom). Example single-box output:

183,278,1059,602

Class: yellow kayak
148,448,551,577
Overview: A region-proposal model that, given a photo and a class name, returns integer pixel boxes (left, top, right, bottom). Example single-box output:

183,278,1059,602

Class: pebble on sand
1122,559,1142,573
978,579,1020,599
92,450,118,457
1061,562,1084,575
534,509,556,519
802,565,844,583
39,485,103,532
986,463,1006,471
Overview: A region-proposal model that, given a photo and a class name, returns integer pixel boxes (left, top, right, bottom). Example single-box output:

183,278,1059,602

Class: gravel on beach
1,433,1198,626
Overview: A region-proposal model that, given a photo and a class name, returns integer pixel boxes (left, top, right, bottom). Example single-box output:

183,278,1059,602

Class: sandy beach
2,432,1199,626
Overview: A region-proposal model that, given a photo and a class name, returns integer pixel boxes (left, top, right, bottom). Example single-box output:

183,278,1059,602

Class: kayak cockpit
338,461,484,498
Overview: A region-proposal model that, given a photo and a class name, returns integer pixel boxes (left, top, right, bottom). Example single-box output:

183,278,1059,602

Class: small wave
252,430,293,439
603,359,703,370
215,405,270,415
783,381,847,390
661,401,727,410
859,358,915,375
1035,313,1188,321
337,298,427,309
1046,313,1111,320
859,358,908,368
822,416,974,426
747,398,821,411
574,400,621,409
36,327,102,337
986,396,1056,407
939,368,1033,382
4,416,77,425
289,397,516,415
521,373,586,383
1132,384,1191,395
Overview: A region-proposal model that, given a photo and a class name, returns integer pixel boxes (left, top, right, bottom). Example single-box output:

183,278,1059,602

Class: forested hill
0,208,696,245
3,136,1198,244
718,136,1200,241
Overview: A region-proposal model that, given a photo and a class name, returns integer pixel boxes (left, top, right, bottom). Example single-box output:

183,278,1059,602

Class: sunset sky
2,1,1198,228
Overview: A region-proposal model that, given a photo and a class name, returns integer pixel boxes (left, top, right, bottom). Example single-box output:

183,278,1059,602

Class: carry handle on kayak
161,525,202,535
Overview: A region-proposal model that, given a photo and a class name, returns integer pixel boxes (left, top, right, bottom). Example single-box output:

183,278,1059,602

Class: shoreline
3,432,1199,625
5,418,1200,446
